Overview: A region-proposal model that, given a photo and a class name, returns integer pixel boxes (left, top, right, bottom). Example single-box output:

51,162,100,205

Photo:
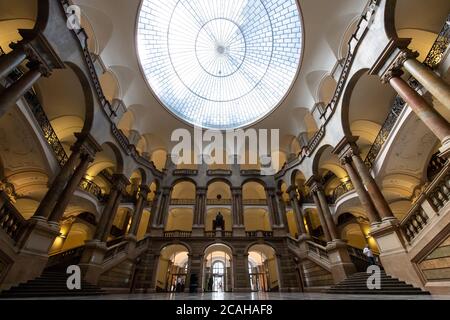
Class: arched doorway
155,244,189,292
248,244,279,292
203,244,233,292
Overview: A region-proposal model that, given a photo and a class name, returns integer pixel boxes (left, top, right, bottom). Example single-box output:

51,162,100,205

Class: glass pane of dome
137,0,303,129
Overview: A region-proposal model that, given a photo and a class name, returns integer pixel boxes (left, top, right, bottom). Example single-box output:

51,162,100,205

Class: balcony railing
245,230,273,238
204,230,233,237
332,180,355,203
163,230,192,238
364,96,406,169
79,178,106,202
423,13,450,69
0,191,27,244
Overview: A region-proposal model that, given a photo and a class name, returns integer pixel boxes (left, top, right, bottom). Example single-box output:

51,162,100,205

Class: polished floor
5,292,450,300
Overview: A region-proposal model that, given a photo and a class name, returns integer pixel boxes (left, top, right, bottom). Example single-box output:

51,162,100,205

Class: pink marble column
351,153,395,221
389,76,450,145
311,190,331,242
341,156,381,224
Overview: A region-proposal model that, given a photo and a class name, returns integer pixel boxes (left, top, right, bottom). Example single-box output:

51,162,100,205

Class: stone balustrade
0,191,27,243
401,161,449,243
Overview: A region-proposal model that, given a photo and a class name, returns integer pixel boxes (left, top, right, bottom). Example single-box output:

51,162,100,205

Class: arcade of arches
0,0,450,297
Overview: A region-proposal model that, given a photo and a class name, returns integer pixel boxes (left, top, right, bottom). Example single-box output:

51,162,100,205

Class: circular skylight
137,0,303,129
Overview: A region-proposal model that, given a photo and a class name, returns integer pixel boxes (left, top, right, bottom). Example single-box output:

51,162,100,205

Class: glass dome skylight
137,0,303,129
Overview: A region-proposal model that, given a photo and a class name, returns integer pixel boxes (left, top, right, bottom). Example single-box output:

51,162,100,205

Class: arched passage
155,244,190,292
203,243,233,292
248,244,279,292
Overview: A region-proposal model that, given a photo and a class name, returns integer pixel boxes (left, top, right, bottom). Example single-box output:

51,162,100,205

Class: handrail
0,191,27,243
47,245,85,268
103,241,128,262
423,13,450,69
306,240,329,261
332,180,355,203
163,230,192,238
401,161,450,243
245,230,273,237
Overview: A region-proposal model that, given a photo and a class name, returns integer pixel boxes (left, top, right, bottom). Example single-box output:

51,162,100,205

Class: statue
213,211,225,230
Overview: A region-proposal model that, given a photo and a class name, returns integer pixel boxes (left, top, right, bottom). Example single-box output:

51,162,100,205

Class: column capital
285,186,298,199
265,187,276,195
138,184,150,198
112,174,131,192
231,186,242,195
380,49,419,84
161,186,173,195
196,186,208,195
332,136,359,160
305,176,323,193
73,133,103,159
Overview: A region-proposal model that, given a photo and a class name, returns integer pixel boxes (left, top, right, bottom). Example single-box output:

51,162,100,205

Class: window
137,0,303,129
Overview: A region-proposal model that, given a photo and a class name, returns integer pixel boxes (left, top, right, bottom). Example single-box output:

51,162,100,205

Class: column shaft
403,58,450,110
0,48,27,79
352,154,395,220
93,188,120,241
129,193,146,237
316,190,339,241
343,161,381,224
312,192,331,242
389,76,450,142
290,194,307,235
100,191,123,242
33,146,82,219
0,68,42,118
48,153,93,222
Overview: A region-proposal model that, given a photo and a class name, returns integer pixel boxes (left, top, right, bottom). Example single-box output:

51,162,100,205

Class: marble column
48,152,95,222
128,185,150,238
147,190,160,232
93,174,129,242
315,185,339,241
266,188,280,226
341,155,381,224
276,191,288,228
388,73,450,152
403,57,450,110
194,187,207,226
351,151,396,221
156,187,171,226
288,187,307,236
311,190,332,242
231,187,243,226
33,138,87,220
0,47,27,79
0,66,43,118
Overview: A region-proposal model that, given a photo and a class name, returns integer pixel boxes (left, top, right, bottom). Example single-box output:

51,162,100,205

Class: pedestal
326,239,356,283
1,217,60,290
232,226,246,237
78,240,108,284
370,219,424,288
191,226,204,237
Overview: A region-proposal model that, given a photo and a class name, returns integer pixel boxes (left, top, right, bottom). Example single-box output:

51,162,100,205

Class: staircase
0,270,105,298
327,271,430,295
